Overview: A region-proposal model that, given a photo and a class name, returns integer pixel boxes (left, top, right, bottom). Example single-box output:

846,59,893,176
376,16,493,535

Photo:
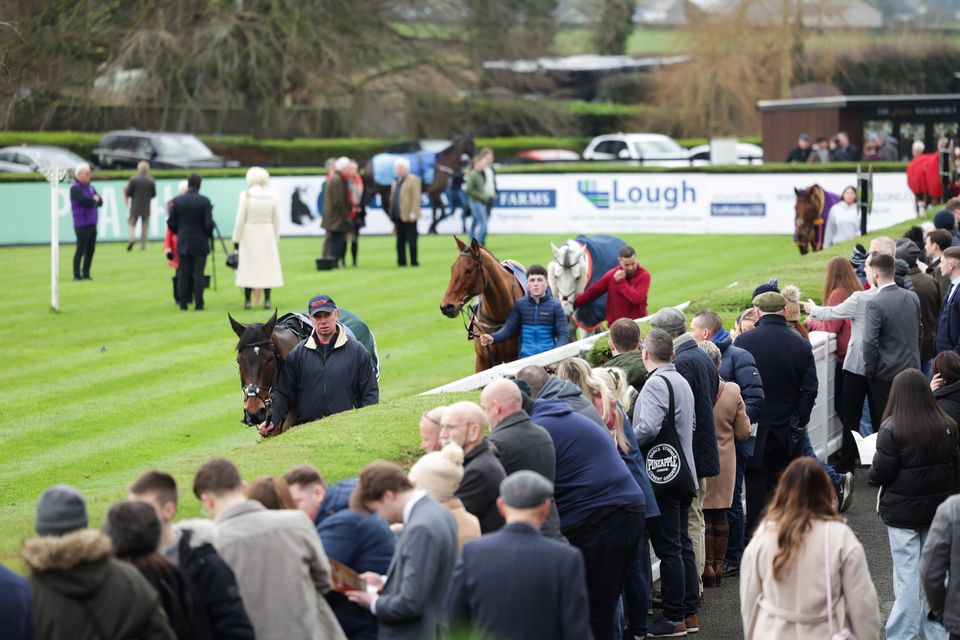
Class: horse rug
794,188,841,252
907,153,944,200
279,311,380,380
372,152,437,188
573,234,627,331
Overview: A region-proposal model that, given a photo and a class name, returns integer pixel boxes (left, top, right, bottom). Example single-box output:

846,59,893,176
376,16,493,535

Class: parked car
514,149,581,163
0,160,33,173
582,133,689,167
92,131,239,169
0,145,89,174
687,142,764,166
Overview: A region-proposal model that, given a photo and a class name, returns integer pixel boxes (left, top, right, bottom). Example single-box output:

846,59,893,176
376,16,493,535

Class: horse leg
568,315,579,343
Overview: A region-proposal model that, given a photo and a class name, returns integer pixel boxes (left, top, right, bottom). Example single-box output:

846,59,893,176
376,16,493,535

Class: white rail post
42,162,68,312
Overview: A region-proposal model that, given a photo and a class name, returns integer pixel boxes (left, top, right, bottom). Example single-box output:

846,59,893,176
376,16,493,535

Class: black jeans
324,232,347,264
868,376,893,424
396,221,418,265
177,253,207,309
73,224,97,278
745,433,793,539
563,506,644,640
646,492,699,623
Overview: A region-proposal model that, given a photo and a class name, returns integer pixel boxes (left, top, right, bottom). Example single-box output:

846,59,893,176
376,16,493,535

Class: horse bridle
553,247,582,307
455,249,507,341
239,339,281,425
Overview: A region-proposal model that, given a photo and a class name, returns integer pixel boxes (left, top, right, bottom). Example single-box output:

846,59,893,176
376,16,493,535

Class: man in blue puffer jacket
479,265,569,359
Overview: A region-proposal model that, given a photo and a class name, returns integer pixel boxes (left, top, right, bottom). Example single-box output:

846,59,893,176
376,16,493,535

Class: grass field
0,224,919,568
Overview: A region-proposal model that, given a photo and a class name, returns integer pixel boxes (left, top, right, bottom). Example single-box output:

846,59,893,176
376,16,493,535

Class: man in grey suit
863,253,922,419
480,379,563,539
346,460,458,640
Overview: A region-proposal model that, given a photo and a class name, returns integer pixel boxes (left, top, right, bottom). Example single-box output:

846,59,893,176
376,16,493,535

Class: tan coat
703,381,752,509
214,501,347,640
741,520,881,640
231,186,283,289
389,174,422,222
444,498,481,551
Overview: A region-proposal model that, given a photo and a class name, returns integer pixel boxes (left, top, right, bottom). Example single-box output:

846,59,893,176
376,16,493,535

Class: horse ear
262,310,278,338
229,313,246,339
550,241,560,256
470,237,481,252
454,235,466,251
794,187,800,195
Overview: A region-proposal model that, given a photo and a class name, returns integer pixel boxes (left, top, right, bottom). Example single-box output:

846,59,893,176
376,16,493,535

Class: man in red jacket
574,245,651,326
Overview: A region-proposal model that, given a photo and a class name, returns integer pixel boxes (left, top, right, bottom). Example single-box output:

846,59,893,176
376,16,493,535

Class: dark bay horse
794,185,838,255
229,310,304,434
363,135,476,223
440,236,526,372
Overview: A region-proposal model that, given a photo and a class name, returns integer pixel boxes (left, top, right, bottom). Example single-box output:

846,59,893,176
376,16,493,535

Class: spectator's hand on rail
478,334,493,346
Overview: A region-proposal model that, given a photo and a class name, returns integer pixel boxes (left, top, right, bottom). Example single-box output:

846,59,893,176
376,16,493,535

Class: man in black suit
347,460,458,640
447,471,592,640
937,247,960,354
440,401,506,533
481,379,562,539
863,253,922,417
735,291,819,538
167,174,213,310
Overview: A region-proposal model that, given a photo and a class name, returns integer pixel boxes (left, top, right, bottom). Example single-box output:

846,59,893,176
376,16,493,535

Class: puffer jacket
936,380,960,429
21,529,174,640
673,334,720,479
713,329,764,423
869,417,960,529
490,293,569,358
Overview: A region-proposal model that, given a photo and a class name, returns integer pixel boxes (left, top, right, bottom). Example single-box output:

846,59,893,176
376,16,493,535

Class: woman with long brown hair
932,350,960,427
804,256,870,472
870,368,960,639
740,457,879,639
246,476,297,510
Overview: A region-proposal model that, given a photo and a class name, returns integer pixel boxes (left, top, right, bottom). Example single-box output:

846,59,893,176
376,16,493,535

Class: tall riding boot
714,519,730,587
244,288,252,310
264,288,271,310
702,521,717,588
173,276,181,304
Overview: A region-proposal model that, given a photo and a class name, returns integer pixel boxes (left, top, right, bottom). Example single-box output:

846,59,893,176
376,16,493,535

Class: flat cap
649,307,686,334
753,291,787,313
499,470,553,509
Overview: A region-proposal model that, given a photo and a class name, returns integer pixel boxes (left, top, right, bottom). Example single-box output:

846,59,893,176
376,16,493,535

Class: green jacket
465,170,488,203
605,351,648,413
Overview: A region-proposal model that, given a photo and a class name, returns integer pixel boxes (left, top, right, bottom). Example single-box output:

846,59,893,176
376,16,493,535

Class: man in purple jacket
70,163,102,281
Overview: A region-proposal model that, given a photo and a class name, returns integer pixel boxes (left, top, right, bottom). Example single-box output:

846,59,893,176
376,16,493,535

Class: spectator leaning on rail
574,245,651,326
260,294,379,437
478,264,569,359
70,162,102,281
125,160,156,252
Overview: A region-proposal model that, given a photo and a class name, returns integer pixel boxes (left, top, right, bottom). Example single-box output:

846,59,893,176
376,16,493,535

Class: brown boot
702,522,718,588
714,519,730,586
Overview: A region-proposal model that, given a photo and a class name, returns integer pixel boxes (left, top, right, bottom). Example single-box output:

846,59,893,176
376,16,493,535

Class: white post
43,162,67,312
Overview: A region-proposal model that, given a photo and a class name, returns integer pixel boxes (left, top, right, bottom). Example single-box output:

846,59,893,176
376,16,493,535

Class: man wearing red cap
259,294,378,436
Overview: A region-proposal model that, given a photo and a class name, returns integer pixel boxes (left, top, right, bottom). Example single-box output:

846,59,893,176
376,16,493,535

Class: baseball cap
306,295,337,316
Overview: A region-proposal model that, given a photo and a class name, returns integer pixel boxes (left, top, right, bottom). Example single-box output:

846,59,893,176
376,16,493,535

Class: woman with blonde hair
231,166,283,309
408,443,480,551
740,457,880,639
556,357,621,446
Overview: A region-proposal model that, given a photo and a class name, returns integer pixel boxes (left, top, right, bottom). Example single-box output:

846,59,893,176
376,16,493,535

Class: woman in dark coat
933,351,960,428
869,368,960,640
104,501,214,640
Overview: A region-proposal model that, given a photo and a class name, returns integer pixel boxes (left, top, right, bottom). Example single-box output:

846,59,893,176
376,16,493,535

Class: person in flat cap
651,305,720,600
20,485,175,639
735,285,819,541
259,293,379,437
447,471,592,640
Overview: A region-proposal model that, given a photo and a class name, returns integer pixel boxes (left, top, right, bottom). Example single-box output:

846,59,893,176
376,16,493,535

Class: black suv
92,131,239,169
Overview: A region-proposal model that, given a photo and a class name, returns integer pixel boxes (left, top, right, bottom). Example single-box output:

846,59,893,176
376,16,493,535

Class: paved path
693,467,894,639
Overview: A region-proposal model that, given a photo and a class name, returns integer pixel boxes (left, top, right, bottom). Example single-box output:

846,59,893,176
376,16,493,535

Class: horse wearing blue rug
548,234,627,339
363,135,475,227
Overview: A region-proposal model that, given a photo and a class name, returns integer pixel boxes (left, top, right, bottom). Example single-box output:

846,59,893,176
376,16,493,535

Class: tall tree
594,0,635,55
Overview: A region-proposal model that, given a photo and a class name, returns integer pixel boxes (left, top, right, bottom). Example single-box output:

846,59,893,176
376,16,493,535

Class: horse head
229,310,280,426
440,236,485,318
794,185,824,255
548,240,587,316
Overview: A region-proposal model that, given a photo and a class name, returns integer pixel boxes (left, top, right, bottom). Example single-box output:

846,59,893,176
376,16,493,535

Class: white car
582,133,689,167
687,142,764,166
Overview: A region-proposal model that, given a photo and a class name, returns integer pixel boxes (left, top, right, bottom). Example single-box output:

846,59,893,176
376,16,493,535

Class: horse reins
239,339,281,425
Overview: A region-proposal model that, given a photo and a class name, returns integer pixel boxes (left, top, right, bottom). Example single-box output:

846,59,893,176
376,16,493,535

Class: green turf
0,226,908,568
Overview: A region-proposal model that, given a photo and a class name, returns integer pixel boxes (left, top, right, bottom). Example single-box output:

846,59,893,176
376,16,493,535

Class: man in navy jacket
447,471,592,640
936,247,960,354
479,265,569,358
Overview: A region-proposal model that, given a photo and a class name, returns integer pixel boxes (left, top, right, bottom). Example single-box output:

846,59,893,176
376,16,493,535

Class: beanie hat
35,484,88,536
752,279,779,298
849,244,868,270
409,444,465,501
103,501,162,558
935,210,956,232
782,285,802,322
895,237,920,267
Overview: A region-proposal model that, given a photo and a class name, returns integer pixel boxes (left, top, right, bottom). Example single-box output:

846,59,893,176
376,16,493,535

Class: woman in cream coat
740,457,880,640
232,166,283,309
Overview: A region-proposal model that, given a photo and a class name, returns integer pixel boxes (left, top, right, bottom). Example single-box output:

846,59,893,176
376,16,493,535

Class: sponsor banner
0,171,914,245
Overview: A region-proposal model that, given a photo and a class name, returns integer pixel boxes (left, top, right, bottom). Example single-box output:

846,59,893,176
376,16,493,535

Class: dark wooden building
758,94,960,162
